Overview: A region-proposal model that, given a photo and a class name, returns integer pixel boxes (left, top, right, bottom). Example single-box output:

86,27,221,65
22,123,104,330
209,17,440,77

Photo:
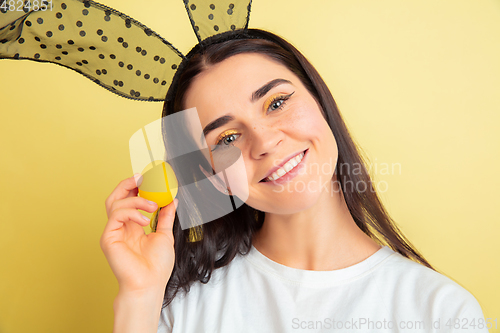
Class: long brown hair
160,28,434,308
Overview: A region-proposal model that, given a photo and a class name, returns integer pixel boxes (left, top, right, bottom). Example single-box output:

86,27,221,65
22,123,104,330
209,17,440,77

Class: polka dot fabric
0,0,252,101
184,0,251,42
0,0,185,101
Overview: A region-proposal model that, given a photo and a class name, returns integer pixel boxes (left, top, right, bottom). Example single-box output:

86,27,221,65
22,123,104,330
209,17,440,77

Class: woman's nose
249,123,285,159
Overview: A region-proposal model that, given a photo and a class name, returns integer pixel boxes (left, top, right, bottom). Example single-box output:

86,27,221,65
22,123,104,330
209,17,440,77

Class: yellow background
1,0,499,332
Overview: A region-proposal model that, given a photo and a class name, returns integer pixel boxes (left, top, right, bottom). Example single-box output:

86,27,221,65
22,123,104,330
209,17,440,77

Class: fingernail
173,198,178,209
142,215,150,222
133,173,143,187
147,200,157,206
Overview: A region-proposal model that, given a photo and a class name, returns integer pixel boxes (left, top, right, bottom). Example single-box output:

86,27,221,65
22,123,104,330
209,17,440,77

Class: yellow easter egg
138,160,178,207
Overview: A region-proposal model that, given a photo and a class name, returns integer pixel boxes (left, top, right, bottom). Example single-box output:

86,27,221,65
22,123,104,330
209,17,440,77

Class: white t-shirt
158,245,488,333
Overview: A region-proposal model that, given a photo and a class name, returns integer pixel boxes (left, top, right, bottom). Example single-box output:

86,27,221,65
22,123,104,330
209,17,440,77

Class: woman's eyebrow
201,114,234,145
251,78,293,103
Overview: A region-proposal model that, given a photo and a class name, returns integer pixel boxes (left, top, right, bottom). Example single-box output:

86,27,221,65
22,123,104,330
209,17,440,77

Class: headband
0,0,253,101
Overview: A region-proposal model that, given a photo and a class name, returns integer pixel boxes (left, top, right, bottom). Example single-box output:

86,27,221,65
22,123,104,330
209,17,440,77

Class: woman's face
183,53,338,215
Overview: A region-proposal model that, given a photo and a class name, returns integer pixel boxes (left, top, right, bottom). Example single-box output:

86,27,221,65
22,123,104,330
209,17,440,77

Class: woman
101,29,487,332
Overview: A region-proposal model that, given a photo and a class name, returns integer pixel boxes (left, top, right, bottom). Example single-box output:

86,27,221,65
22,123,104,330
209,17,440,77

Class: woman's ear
199,164,231,195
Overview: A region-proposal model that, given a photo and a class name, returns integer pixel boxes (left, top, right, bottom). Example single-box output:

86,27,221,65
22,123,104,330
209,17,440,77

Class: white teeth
266,151,305,182
296,152,304,162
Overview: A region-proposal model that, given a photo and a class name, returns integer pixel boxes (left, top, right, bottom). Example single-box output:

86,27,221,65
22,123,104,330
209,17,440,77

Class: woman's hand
100,174,177,295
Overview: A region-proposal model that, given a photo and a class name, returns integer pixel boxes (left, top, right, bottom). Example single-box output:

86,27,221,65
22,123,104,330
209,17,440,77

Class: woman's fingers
100,207,150,255
155,199,178,239
110,196,158,217
104,207,151,233
100,178,178,296
105,174,143,217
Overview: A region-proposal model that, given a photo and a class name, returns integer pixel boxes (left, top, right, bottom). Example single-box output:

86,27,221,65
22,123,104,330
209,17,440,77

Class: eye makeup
212,129,240,151
264,91,295,114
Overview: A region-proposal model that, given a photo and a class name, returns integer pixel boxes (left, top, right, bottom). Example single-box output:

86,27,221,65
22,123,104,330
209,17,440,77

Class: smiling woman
151,29,488,332
1,0,497,331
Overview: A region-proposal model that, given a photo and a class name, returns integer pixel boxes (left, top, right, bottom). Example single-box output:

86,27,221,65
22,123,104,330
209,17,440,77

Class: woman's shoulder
379,249,485,318
382,249,473,294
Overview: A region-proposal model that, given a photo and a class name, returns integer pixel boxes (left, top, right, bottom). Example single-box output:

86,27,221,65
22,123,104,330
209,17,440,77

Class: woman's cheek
287,102,322,135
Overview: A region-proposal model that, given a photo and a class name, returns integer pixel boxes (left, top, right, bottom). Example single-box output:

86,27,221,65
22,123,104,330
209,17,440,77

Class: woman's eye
212,132,240,151
270,100,284,111
222,134,238,145
266,91,295,114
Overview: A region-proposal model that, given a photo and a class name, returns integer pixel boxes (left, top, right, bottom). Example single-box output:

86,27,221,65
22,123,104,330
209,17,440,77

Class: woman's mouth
260,149,308,184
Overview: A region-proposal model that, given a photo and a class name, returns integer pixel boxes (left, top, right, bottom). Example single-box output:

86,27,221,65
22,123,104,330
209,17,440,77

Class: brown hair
160,28,434,308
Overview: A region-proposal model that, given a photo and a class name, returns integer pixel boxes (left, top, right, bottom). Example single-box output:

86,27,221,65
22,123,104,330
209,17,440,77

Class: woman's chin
253,190,323,215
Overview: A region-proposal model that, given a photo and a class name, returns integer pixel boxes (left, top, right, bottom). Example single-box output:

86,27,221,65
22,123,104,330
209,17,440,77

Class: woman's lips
260,149,309,185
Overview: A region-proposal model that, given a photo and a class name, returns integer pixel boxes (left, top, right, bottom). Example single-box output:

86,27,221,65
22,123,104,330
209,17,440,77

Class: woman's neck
252,178,381,271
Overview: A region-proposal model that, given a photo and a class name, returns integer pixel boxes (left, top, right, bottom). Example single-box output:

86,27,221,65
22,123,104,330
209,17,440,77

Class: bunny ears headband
0,0,252,101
